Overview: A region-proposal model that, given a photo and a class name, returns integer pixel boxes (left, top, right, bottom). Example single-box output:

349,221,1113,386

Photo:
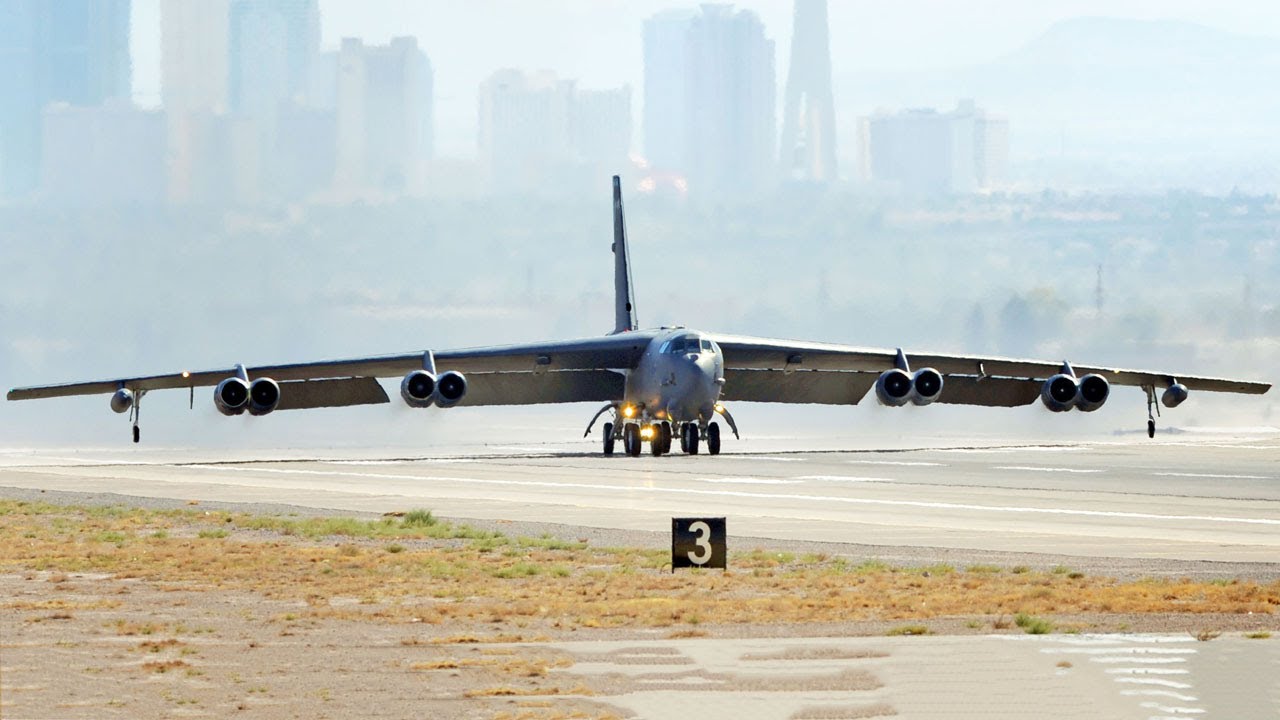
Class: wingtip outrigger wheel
125,385,145,444
1143,385,1159,439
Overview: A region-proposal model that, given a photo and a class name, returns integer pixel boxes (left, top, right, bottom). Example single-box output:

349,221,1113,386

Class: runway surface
2,432,1277,564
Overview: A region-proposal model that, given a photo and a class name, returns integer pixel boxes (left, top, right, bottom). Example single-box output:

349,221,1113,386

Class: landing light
622,405,635,418
714,403,725,414
182,371,190,379
640,426,654,440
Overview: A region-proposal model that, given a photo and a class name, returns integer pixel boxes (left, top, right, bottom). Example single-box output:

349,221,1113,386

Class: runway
2,432,1277,564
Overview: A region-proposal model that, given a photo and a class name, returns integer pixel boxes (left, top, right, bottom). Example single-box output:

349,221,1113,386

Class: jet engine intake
875,368,913,407
1075,374,1110,413
911,368,944,406
435,371,468,408
1162,383,1189,408
215,377,251,416
400,370,437,408
110,388,134,414
248,378,281,416
1041,373,1079,413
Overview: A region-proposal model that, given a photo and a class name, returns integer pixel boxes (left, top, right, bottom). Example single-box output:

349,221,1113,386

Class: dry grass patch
3,500,1278,634
465,683,594,698
141,659,190,674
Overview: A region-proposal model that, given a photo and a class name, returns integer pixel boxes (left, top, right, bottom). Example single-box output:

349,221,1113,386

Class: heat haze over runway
2,433,1277,564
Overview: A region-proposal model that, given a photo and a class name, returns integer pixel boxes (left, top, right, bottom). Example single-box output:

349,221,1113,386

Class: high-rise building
161,0,230,114
0,0,132,196
478,69,631,194
642,5,775,196
642,9,697,173
571,87,632,175
974,113,1010,190
860,100,1008,195
161,0,230,203
686,5,776,195
779,0,838,183
228,0,320,118
41,100,166,207
335,37,433,197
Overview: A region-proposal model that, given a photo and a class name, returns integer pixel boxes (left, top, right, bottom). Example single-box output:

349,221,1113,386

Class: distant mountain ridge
836,16,1280,188
997,16,1280,70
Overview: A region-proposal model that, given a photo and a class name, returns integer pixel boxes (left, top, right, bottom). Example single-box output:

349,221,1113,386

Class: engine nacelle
400,370,436,408
435,371,468,409
1075,374,1110,413
110,388,134,414
1041,373,1079,413
875,368,913,407
215,377,251,416
1162,383,1189,408
248,378,281,416
911,368,944,406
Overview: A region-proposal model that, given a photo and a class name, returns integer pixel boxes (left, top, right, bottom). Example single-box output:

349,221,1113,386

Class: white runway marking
1154,472,1270,480
179,465,1280,527
695,477,802,485
847,460,945,467
1120,690,1199,702
995,466,1105,474
791,475,890,483
1090,656,1187,664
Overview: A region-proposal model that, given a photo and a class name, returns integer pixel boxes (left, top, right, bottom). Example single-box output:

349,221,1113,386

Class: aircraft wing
710,333,1271,405
6,333,652,408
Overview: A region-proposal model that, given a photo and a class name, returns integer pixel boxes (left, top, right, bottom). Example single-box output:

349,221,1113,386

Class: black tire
678,423,688,453
1148,419,1156,439
624,424,642,457
659,422,672,454
602,422,615,456
650,425,664,456
685,423,699,455
132,425,140,444
707,421,721,455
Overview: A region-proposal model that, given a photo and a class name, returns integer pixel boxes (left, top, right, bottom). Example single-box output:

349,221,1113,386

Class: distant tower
1095,264,1104,317
779,0,838,183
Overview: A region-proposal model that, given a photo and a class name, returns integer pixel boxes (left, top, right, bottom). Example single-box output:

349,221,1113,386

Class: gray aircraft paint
5,175,1270,449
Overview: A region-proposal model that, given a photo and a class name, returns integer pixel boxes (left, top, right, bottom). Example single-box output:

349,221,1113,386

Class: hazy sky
129,1,1280,156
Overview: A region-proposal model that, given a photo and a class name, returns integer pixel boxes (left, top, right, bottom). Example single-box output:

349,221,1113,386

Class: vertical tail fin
612,175,638,333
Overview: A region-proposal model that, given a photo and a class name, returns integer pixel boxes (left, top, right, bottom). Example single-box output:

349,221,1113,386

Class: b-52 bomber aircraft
8,176,1272,454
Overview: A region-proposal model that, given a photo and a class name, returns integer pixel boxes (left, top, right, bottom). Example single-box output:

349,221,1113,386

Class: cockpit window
666,335,706,354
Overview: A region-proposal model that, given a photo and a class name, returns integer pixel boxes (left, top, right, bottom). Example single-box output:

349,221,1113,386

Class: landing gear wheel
624,423,642,457
1147,419,1156,439
650,427,664,456
602,422,615,456
706,421,720,455
132,425,140,444
659,422,672,454
682,423,699,455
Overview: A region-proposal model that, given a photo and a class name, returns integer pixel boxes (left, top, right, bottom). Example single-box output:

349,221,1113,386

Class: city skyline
118,1,1280,159
5,2,1280,201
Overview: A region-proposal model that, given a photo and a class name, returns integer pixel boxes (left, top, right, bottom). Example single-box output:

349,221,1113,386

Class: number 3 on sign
671,517,726,571
688,521,713,565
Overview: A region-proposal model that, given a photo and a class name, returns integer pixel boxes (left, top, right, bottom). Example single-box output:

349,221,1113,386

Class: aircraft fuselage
623,328,724,425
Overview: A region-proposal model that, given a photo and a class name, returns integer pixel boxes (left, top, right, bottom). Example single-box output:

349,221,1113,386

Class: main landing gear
587,406,726,457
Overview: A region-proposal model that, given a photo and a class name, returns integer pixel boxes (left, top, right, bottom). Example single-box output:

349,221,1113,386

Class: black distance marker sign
671,517,726,571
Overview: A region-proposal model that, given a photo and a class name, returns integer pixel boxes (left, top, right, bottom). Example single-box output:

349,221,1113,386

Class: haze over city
1,0,1276,446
